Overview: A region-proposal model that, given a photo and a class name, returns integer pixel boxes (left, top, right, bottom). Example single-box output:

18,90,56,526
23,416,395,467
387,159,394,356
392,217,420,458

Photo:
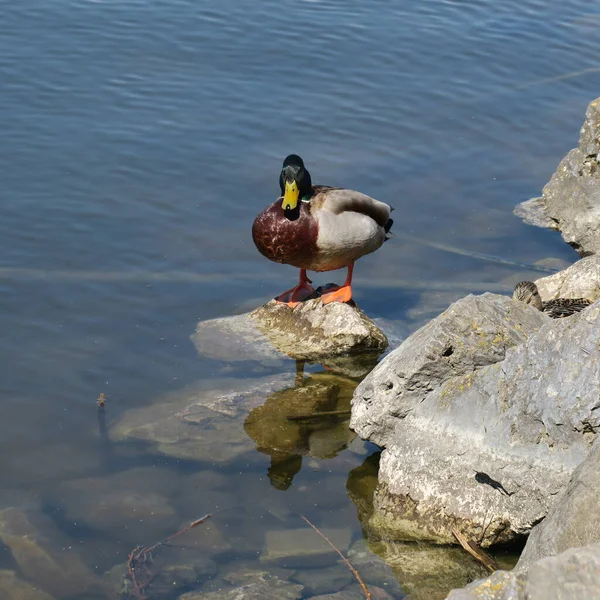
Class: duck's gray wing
320,189,393,228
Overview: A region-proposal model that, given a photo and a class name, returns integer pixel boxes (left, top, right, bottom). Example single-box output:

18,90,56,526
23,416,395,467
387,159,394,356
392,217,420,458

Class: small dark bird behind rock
512,281,591,318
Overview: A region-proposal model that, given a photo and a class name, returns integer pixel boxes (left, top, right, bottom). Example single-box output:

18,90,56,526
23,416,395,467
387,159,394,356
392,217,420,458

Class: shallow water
1,0,599,597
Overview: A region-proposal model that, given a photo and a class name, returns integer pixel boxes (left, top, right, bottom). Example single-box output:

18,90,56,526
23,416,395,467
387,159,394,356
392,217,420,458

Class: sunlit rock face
515,96,600,257
534,255,600,301
351,293,600,546
517,433,600,571
446,543,600,600
192,297,390,371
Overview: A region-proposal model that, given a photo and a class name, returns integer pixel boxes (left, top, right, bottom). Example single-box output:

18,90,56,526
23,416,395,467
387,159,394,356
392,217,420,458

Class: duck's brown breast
252,200,318,268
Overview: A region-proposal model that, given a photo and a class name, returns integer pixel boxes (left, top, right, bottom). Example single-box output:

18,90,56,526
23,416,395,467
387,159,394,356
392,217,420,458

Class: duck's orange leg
275,269,316,307
321,262,354,305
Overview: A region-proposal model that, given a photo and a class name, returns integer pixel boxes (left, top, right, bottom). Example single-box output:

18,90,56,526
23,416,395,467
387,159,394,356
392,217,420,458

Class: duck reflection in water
244,359,365,490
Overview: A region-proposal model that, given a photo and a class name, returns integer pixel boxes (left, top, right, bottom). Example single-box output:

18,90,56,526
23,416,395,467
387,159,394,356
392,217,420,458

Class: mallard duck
252,154,393,306
512,281,591,318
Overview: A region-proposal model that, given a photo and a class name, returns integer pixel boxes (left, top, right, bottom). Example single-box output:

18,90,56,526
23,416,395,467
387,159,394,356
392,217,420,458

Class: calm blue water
1,0,599,597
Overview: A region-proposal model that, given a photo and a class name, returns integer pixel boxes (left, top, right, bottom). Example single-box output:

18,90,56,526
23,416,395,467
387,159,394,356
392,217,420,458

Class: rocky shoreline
187,96,600,599
350,97,600,599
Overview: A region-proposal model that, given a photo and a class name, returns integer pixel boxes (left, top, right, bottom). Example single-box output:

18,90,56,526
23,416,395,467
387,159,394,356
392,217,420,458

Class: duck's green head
279,154,313,211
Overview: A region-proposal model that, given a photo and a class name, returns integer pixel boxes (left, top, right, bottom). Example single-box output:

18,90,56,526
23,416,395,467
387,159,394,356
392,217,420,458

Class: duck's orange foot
275,281,316,308
320,285,353,305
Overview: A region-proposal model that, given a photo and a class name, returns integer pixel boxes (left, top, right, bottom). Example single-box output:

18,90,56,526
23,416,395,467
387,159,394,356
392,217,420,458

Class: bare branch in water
300,514,371,600
452,527,498,573
126,514,212,599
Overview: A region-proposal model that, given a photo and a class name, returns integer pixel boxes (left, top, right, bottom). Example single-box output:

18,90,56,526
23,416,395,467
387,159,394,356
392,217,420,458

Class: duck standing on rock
513,281,592,318
252,154,394,307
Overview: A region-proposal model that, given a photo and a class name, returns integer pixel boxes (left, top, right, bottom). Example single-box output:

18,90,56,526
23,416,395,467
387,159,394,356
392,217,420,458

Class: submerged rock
111,375,295,463
288,562,354,596
534,255,600,301
514,96,600,256
517,435,600,570
260,527,351,568
446,542,600,600
48,467,181,544
180,568,304,600
0,570,56,600
351,293,600,546
192,299,390,372
0,508,109,599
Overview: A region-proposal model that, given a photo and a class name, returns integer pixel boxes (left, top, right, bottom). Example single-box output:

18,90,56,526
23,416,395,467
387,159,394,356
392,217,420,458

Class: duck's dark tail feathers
384,218,394,240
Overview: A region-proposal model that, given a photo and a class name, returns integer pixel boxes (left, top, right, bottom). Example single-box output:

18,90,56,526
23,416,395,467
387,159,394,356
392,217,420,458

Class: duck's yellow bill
282,181,299,211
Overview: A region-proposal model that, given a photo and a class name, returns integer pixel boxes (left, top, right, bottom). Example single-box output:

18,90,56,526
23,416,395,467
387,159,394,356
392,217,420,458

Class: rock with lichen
446,542,600,600
534,255,600,301
192,298,391,374
351,293,600,546
514,96,600,256
516,433,600,571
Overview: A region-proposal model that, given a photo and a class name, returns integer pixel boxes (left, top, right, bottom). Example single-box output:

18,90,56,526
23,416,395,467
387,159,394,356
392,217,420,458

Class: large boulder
351,293,600,546
514,96,600,256
351,293,548,443
517,434,600,570
445,542,600,600
534,255,600,301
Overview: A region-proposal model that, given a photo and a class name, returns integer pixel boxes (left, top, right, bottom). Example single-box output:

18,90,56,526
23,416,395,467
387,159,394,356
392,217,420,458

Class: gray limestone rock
513,197,557,230
351,293,548,443
534,255,600,301
514,97,600,256
445,542,600,600
517,435,600,570
251,299,388,359
351,293,600,545
192,299,389,371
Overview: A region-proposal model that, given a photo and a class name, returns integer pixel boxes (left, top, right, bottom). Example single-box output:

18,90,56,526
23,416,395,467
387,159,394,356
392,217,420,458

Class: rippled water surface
1,0,599,598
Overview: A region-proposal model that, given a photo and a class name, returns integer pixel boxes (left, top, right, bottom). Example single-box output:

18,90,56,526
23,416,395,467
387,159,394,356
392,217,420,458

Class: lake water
1,0,599,597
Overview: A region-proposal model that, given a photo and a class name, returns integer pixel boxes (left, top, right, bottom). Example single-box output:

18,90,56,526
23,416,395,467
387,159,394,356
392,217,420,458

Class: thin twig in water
452,527,497,573
300,515,371,600
126,514,212,599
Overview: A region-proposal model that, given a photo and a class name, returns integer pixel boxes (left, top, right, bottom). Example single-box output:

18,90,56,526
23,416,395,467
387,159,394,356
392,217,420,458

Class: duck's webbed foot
320,285,353,304
275,269,315,307
320,262,354,305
